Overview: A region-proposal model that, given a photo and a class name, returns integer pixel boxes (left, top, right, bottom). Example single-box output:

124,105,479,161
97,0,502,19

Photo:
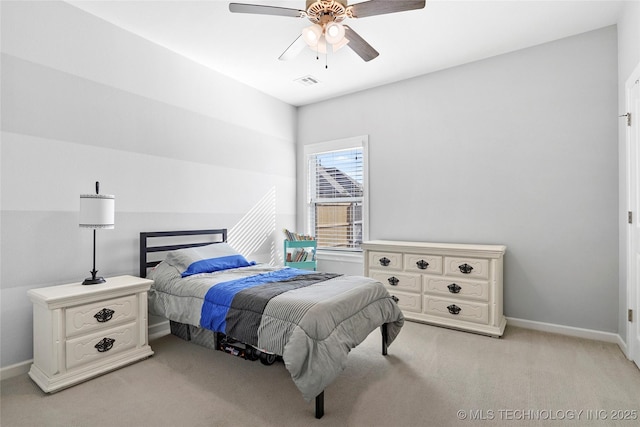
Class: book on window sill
283,228,315,241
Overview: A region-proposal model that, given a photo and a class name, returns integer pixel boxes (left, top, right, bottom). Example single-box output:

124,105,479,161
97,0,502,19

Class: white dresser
28,275,154,392
362,241,506,337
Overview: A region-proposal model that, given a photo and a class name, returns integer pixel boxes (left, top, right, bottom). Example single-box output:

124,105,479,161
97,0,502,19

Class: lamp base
82,276,106,286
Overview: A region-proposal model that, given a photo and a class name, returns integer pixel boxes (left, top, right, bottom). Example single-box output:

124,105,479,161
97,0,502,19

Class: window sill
316,250,363,264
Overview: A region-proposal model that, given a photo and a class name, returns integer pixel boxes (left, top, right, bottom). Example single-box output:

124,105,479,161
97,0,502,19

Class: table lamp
79,181,114,285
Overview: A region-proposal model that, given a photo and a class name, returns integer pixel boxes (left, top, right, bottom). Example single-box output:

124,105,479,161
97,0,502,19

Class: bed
140,229,404,418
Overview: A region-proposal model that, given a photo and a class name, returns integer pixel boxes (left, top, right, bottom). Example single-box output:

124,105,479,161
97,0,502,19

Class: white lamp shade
79,194,115,229
332,37,349,52
315,36,327,54
302,24,323,47
324,22,345,45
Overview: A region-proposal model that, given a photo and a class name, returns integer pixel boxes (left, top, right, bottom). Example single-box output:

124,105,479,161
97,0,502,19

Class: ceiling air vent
295,75,320,86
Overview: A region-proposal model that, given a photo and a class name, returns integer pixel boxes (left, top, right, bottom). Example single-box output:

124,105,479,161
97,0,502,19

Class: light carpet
2,322,640,426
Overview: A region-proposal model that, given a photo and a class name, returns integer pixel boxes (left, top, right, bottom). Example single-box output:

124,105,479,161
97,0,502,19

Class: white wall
0,1,297,368
617,1,640,343
298,26,619,333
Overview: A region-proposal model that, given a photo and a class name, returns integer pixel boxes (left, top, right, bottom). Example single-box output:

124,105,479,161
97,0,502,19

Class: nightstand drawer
424,278,489,302
444,257,490,280
66,294,138,338
425,296,489,325
371,271,422,293
66,322,138,370
404,253,442,274
368,251,402,270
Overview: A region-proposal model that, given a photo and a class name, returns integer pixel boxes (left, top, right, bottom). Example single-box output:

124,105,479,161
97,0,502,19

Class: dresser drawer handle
391,295,399,303
379,257,391,267
388,276,399,286
94,337,115,353
416,260,429,270
447,283,462,294
94,308,115,323
458,263,473,274
447,304,462,315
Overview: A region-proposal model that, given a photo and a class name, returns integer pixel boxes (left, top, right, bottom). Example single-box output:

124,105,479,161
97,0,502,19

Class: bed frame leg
382,323,389,356
315,391,324,419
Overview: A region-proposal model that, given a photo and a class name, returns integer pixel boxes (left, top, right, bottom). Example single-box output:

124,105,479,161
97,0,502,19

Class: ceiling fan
229,1,426,62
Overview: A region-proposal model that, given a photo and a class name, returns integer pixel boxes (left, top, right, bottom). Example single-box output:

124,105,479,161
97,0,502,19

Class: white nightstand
28,275,154,393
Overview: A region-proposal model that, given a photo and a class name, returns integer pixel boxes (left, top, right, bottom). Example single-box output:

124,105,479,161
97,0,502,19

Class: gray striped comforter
148,263,404,401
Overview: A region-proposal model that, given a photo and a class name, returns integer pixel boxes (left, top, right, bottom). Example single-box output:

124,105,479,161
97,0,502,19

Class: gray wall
298,26,619,333
0,1,297,368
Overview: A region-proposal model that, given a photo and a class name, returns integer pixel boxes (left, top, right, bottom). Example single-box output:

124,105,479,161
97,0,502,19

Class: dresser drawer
371,271,422,293
425,296,489,325
368,251,402,270
389,290,422,313
424,278,489,302
404,253,442,274
444,257,490,280
66,322,138,370
66,294,138,338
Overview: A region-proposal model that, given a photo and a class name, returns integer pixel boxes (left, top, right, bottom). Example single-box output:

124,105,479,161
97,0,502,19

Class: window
304,136,368,252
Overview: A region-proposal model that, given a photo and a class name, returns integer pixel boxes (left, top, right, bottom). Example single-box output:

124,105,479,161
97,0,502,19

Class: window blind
308,147,364,250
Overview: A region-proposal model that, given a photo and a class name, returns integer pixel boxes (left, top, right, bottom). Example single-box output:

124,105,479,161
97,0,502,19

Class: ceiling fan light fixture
302,23,323,46
331,36,349,52
316,35,328,54
230,0,427,63
324,21,345,45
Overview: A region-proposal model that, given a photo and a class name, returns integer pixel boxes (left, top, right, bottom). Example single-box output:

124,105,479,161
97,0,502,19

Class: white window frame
303,135,369,254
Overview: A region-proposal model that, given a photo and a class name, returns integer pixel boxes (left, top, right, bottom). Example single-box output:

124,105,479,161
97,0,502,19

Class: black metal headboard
139,229,227,278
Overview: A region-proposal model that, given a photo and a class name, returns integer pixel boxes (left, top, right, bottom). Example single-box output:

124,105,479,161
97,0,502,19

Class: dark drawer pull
388,276,399,286
391,295,399,303
416,260,429,270
95,337,115,353
379,257,391,267
447,283,462,294
458,263,473,274
447,304,462,315
94,308,115,323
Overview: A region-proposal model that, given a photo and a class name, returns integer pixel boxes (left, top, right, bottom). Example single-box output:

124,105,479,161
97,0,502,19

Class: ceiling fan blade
279,35,307,61
348,0,426,18
229,3,304,18
344,25,379,62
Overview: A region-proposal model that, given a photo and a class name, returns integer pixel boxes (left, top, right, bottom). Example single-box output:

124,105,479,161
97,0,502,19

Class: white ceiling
67,0,624,106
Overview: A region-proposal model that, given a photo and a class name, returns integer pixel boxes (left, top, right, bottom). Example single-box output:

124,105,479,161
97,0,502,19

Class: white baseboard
0,360,32,381
2,318,628,381
507,317,622,344
148,320,171,341
616,335,629,358
1,321,172,382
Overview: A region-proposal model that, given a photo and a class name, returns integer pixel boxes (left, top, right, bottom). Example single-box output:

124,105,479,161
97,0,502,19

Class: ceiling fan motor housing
305,0,349,23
